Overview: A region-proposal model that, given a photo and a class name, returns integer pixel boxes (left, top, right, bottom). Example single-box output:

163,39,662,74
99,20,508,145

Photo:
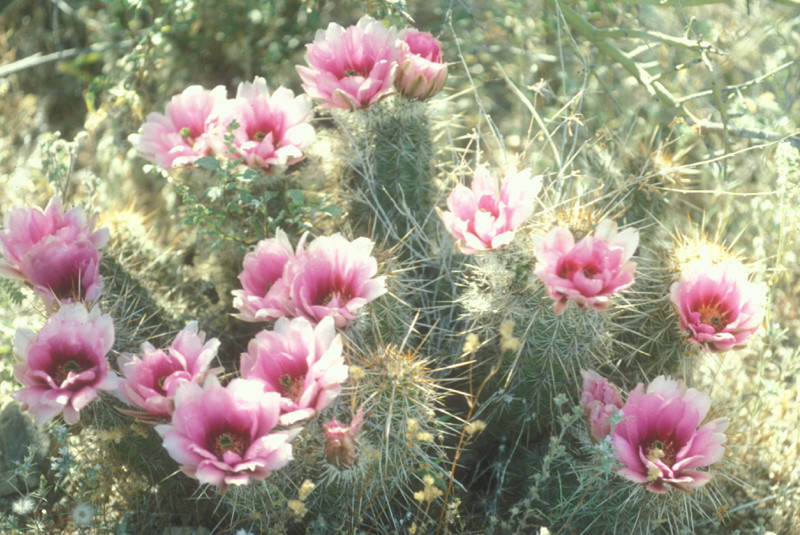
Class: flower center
48,269,85,301
323,288,353,306
582,265,599,278
344,69,358,77
209,429,250,460
280,373,307,403
253,131,267,142
51,358,88,386
645,439,676,467
697,303,728,332
155,374,169,395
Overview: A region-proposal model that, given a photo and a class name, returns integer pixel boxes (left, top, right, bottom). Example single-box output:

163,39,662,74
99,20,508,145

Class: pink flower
22,239,105,306
669,259,765,353
323,408,365,468
395,30,448,100
0,196,108,278
437,166,542,254
12,303,117,426
241,316,347,426
284,233,387,329
533,219,638,315
212,77,315,171
156,377,296,493
580,369,623,443
117,321,221,420
232,229,294,322
0,196,108,306
131,85,227,169
612,376,728,493
296,15,402,109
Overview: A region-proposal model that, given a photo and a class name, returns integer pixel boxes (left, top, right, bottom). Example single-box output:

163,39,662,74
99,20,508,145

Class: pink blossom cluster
131,77,315,171
437,165,542,254
0,196,109,308
670,259,765,353
297,15,447,109
232,230,387,329
534,219,639,315
151,316,352,492
581,371,728,493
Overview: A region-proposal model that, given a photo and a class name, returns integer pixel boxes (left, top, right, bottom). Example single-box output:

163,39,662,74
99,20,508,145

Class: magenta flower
395,30,448,100
241,316,347,426
156,377,296,493
0,196,108,306
296,15,402,109
284,233,387,329
213,77,315,171
669,259,765,353
323,408,365,468
533,219,639,315
117,321,221,420
232,229,294,322
12,303,117,426
437,166,542,254
131,85,227,169
612,376,728,493
580,369,623,443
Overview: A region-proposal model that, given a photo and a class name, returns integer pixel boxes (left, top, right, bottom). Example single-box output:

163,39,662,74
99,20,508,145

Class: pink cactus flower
232,229,295,322
296,15,403,109
156,378,297,493
395,30,448,100
0,196,108,279
131,85,227,169
323,408,365,468
212,77,315,171
241,316,347,426
284,233,387,329
22,239,105,306
669,259,765,353
580,369,623,443
0,196,108,307
11,303,117,426
612,376,728,493
117,321,222,420
533,219,639,315
437,166,542,255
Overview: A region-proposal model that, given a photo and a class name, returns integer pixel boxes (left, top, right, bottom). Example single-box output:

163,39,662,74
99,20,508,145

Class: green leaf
320,204,343,218
195,156,220,171
286,189,305,205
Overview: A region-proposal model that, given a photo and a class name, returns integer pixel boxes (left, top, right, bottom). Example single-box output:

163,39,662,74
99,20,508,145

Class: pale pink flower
0,196,108,279
212,77,315,171
232,229,294,322
12,303,117,426
296,15,402,109
437,166,542,254
0,196,108,306
323,408,365,468
131,85,227,169
117,321,221,420
669,259,765,353
580,369,623,443
533,219,638,315
284,233,387,329
241,316,347,426
156,377,296,493
395,30,447,100
612,376,728,493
